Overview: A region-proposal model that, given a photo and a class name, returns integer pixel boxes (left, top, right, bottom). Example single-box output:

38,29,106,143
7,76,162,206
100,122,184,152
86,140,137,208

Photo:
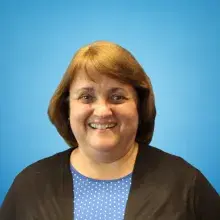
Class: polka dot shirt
70,165,132,220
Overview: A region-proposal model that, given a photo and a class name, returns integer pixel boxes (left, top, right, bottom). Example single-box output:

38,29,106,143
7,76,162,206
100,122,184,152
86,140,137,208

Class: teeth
89,123,116,129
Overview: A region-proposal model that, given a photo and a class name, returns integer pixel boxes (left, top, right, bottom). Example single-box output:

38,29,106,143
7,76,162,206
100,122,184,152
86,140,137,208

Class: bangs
71,48,140,86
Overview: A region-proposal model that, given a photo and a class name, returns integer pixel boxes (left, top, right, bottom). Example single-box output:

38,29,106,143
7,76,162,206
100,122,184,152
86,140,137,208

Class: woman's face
69,70,139,156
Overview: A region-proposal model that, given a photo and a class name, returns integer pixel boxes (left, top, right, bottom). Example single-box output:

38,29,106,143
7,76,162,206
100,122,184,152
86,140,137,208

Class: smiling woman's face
69,70,139,156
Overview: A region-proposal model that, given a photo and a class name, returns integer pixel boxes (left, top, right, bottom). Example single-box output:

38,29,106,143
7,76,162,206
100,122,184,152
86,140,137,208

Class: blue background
0,0,219,204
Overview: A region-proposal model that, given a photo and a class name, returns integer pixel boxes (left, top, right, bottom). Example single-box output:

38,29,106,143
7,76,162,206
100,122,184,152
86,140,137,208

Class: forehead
70,70,135,93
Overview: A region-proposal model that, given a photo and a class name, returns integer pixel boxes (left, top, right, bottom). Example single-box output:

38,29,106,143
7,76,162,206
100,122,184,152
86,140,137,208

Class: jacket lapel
55,148,74,220
124,144,154,220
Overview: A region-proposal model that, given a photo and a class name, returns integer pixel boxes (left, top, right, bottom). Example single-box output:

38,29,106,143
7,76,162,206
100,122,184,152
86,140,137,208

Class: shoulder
149,147,220,218
140,145,199,178
136,145,204,191
13,148,73,188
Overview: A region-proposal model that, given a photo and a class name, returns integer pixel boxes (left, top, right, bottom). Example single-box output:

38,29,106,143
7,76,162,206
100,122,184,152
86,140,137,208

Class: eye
79,94,94,103
111,94,127,103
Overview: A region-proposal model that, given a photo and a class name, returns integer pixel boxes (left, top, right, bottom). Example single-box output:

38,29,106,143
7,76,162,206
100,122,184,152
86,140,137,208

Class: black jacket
1,144,220,220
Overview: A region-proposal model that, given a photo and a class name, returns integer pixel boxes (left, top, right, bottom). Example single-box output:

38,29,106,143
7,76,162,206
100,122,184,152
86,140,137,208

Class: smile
88,123,117,130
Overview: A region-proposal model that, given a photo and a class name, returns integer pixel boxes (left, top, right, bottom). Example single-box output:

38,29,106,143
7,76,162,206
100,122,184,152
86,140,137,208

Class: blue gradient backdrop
0,1,219,204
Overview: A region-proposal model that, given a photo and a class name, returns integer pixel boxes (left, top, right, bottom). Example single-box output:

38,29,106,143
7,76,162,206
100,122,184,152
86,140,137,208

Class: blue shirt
71,165,132,220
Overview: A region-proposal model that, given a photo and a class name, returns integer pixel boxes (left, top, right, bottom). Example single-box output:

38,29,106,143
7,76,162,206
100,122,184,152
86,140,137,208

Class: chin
90,140,119,152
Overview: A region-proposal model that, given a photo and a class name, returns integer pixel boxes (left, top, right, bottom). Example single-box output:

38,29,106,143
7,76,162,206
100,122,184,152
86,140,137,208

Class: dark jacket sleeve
0,180,17,220
0,172,37,220
193,170,220,220
0,150,73,220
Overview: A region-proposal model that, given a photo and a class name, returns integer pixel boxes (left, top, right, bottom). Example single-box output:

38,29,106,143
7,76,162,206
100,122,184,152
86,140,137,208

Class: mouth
88,123,117,130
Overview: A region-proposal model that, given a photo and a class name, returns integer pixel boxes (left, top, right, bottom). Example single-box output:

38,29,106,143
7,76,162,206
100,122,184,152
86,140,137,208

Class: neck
70,142,139,180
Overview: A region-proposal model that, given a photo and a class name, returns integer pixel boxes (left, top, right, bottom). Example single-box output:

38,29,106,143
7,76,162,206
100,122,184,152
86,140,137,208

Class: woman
0,41,219,220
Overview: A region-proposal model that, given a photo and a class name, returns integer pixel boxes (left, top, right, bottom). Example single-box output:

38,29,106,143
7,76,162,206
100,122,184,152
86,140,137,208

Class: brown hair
48,41,156,147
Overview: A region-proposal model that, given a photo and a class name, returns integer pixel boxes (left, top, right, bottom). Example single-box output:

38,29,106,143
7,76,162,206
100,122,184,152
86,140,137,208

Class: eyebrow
75,87,94,94
73,87,127,94
109,87,127,93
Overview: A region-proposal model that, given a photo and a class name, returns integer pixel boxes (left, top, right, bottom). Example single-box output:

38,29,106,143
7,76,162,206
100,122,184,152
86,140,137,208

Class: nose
93,100,113,117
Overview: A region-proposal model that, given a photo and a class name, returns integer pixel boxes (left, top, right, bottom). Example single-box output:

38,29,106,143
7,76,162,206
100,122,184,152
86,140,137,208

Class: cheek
117,103,139,127
69,103,91,128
